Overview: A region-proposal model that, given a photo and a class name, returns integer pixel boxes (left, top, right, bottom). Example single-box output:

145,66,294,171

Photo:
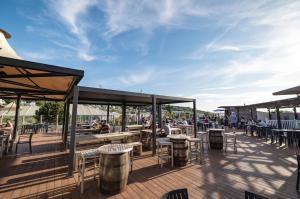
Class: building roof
69,86,194,106
219,97,300,109
273,85,300,96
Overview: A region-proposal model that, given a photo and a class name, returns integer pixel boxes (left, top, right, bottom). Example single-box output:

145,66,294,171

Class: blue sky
1,0,300,111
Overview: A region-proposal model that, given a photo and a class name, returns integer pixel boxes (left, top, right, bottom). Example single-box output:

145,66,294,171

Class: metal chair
15,132,33,154
245,191,268,199
160,188,189,199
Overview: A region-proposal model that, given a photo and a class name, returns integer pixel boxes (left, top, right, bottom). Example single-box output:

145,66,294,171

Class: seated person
162,120,171,136
182,118,188,125
258,120,268,127
0,119,13,134
100,120,110,133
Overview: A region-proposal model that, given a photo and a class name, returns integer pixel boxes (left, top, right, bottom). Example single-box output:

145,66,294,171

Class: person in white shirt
163,120,171,136
182,118,188,125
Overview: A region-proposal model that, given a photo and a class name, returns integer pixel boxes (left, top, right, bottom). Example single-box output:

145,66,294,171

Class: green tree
35,102,64,124
164,105,174,118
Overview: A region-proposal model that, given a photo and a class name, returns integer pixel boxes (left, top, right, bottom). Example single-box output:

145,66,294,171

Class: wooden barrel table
168,134,189,166
208,129,224,150
98,144,133,194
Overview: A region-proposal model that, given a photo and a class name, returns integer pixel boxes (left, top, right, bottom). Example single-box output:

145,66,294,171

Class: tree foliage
35,102,64,124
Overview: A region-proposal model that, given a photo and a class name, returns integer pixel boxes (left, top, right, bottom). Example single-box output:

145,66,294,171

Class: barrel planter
209,129,224,150
100,152,130,194
170,138,188,166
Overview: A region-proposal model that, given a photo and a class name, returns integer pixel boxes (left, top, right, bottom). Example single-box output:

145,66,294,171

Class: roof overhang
0,56,84,101
219,97,300,109
69,86,194,106
273,85,300,96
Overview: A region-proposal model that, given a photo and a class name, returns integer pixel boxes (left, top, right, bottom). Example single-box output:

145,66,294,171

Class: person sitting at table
162,120,171,136
182,118,188,125
258,120,268,127
0,119,13,134
100,120,110,134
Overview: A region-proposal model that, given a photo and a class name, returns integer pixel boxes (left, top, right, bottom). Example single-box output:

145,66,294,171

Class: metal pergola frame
66,86,197,175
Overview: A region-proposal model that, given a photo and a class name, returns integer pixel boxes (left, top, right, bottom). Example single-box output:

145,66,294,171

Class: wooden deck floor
0,132,299,199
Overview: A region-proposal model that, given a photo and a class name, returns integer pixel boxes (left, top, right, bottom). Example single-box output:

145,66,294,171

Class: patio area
0,132,299,199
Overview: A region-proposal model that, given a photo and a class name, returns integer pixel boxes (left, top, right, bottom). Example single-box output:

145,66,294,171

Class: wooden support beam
121,103,126,132
193,99,197,137
152,95,157,155
68,86,78,176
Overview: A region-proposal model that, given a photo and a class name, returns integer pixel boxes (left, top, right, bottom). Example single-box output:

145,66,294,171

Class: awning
0,56,84,101
273,85,300,96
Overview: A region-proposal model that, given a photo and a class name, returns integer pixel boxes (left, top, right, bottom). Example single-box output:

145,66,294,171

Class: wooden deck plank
1,132,300,198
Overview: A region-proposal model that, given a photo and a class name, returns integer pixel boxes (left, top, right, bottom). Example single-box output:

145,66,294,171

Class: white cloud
98,0,210,38
118,69,154,85
47,0,97,61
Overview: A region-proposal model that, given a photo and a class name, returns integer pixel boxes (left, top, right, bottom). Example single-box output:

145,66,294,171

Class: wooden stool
77,148,101,194
187,137,202,163
157,138,173,168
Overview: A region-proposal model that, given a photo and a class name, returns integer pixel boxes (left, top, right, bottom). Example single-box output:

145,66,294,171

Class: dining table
67,131,140,146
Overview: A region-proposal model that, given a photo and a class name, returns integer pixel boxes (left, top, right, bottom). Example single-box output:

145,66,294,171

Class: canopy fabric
273,85,300,96
0,29,83,101
72,86,194,106
0,56,83,100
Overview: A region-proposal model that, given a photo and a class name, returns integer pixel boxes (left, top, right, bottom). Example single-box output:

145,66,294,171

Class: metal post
12,95,21,140
62,102,67,140
250,108,253,120
137,106,141,125
268,108,272,120
121,103,126,132
158,104,162,128
152,95,157,155
63,100,70,146
193,99,197,137
107,105,110,123
276,106,282,129
236,107,240,123
68,86,79,176
293,107,298,120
